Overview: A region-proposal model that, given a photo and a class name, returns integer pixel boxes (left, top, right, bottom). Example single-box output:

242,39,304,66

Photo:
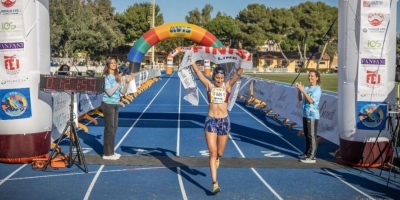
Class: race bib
210,87,226,104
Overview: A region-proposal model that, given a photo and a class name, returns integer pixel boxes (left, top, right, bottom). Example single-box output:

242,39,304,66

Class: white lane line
83,165,104,200
0,118,97,186
84,74,173,200
251,168,283,200
177,76,188,200
324,169,375,199
3,167,167,182
0,164,27,186
197,84,283,200
235,102,302,153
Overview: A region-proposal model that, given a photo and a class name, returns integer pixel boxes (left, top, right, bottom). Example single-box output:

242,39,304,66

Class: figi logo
368,11,384,26
1,0,16,8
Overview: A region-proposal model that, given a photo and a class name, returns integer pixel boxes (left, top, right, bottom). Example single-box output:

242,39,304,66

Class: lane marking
261,151,284,158
177,74,188,200
235,102,302,153
2,167,167,182
0,164,26,186
324,169,375,199
84,73,173,200
0,117,98,186
237,134,299,156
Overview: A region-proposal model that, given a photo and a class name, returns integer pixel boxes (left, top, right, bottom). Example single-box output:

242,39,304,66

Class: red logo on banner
366,70,381,87
4,55,20,74
368,12,384,26
1,0,16,8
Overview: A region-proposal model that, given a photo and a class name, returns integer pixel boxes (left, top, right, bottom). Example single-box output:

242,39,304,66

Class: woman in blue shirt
295,69,322,163
102,57,134,160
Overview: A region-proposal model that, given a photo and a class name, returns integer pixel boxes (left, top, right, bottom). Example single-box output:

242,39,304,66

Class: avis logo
366,70,381,87
169,26,191,33
4,55,20,75
368,11,384,26
1,0,16,8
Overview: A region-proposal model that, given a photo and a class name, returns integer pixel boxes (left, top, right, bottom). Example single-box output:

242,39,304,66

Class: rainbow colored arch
127,22,224,72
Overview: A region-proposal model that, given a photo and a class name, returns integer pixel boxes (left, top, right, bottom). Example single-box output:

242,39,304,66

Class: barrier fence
50,69,162,142
237,76,339,148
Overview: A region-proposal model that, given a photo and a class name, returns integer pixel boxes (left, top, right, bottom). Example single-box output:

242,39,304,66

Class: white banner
178,46,253,109
357,0,392,130
51,92,73,141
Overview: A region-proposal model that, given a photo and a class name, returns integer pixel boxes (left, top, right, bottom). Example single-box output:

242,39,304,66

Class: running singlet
207,83,230,104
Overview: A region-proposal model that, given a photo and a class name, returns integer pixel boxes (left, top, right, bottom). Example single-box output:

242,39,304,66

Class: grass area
245,73,339,92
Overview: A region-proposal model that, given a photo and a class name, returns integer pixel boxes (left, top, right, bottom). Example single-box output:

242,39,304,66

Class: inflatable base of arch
0,131,50,163
339,139,392,168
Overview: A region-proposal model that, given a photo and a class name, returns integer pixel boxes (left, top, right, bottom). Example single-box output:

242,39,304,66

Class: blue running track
0,72,399,200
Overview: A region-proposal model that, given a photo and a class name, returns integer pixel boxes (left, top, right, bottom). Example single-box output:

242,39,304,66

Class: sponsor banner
0,87,32,120
360,1,390,35
253,81,276,106
356,101,387,130
77,93,102,116
359,57,385,67
237,77,253,99
358,68,387,89
0,52,28,80
0,41,24,52
361,39,387,54
0,13,24,40
0,0,22,15
51,92,71,141
252,80,269,100
250,81,339,145
357,87,387,102
318,94,339,144
357,0,391,131
270,85,295,115
362,0,390,8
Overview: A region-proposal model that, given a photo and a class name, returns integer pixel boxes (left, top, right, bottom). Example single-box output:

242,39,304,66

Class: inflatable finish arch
126,22,223,74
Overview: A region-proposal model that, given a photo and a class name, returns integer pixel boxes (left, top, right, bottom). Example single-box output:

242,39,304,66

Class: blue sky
111,0,399,34
111,0,338,20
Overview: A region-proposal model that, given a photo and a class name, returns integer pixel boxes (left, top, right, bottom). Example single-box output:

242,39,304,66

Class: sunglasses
215,69,225,74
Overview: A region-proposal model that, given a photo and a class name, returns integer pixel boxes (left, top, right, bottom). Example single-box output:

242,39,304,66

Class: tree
115,3,164,44
49,0,124,61
185,4,214,26
397,35,400,54
203,16,240,48
235,4,273,51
